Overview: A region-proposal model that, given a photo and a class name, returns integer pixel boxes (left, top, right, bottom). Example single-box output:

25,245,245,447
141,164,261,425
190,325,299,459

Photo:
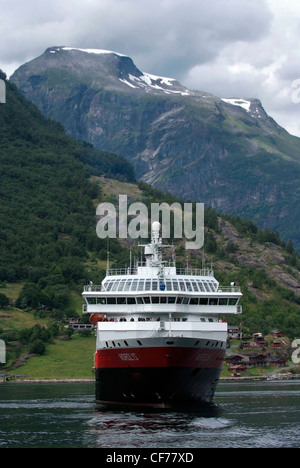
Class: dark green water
0,380,299,448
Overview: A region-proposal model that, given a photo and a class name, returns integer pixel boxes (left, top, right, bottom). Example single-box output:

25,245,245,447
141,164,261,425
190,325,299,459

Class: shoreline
1,376,299,384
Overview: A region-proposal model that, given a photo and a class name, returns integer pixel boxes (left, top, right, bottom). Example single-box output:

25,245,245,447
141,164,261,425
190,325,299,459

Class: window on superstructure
87,297,97,304
168,297,176,303
138,280,145,291
197,281,205,292
172,280,179,290
219,298,228,305
145,280,151,291
209,298,218,305
191,281,199,292
160,297,167,303
143,297,151,304
112,281,119,291
176,297,183,304
106,281,113,291
107,298,116,304
118,279,126,291
127,297,136,304
137,297,143,304
179,280,186,291
229,298,238,305
152,297,159,303
124,280,132,291
183,298,189,304
185,280,192,291
131,279,138,291
203,281,210,292
117,297,126,304
190,298,198,305
200,298,208,305
152,280,158,290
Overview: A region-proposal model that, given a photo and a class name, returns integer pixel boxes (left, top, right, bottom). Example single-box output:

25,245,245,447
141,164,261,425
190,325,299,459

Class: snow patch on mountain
58,46,127,57
122,72,190,96
221,98,251,112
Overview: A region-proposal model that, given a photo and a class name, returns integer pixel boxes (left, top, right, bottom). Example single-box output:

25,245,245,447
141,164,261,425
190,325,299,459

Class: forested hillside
0,71,133,311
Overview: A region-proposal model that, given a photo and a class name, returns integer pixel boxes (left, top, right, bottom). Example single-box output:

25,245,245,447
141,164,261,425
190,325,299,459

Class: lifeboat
89,314,104,325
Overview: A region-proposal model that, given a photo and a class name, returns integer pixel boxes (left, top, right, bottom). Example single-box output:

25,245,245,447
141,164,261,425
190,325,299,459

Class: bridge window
127,297,136,304
229,298,238,305
107,298,116,304
219,298,228,305
117,297,126,304
200,298,208,305
190,298,199,305
209,298,218,305
168,297,176,304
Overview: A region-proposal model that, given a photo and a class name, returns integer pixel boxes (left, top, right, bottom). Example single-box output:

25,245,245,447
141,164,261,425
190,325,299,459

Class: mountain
10,46,300,250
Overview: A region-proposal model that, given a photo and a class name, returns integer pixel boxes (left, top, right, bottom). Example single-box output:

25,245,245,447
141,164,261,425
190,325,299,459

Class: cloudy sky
1,0,300,136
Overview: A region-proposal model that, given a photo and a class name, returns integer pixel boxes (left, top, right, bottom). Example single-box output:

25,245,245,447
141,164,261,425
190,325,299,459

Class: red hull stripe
95,346,225,369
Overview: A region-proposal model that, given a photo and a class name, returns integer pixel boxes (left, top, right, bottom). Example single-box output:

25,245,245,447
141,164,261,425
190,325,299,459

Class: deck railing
105,266,214,277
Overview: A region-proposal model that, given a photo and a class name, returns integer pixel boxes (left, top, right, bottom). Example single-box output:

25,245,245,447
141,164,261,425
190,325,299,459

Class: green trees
0,76,135,317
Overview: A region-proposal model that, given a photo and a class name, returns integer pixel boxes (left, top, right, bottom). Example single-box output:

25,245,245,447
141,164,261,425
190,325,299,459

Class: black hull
95,366,222,408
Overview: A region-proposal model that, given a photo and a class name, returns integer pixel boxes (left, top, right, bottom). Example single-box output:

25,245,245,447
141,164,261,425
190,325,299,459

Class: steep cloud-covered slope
11,47,300,249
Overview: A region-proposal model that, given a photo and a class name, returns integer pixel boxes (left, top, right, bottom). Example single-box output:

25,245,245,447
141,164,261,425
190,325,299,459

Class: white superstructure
82,222,242,349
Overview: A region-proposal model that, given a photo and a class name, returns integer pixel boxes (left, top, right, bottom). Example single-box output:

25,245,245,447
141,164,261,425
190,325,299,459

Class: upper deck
82,222,242,317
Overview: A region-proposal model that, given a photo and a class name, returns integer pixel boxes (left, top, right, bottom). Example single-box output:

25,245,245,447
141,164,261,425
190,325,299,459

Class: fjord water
0,380,299,448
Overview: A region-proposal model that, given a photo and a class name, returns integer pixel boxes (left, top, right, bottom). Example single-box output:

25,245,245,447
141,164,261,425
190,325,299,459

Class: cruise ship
82,222,242,408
